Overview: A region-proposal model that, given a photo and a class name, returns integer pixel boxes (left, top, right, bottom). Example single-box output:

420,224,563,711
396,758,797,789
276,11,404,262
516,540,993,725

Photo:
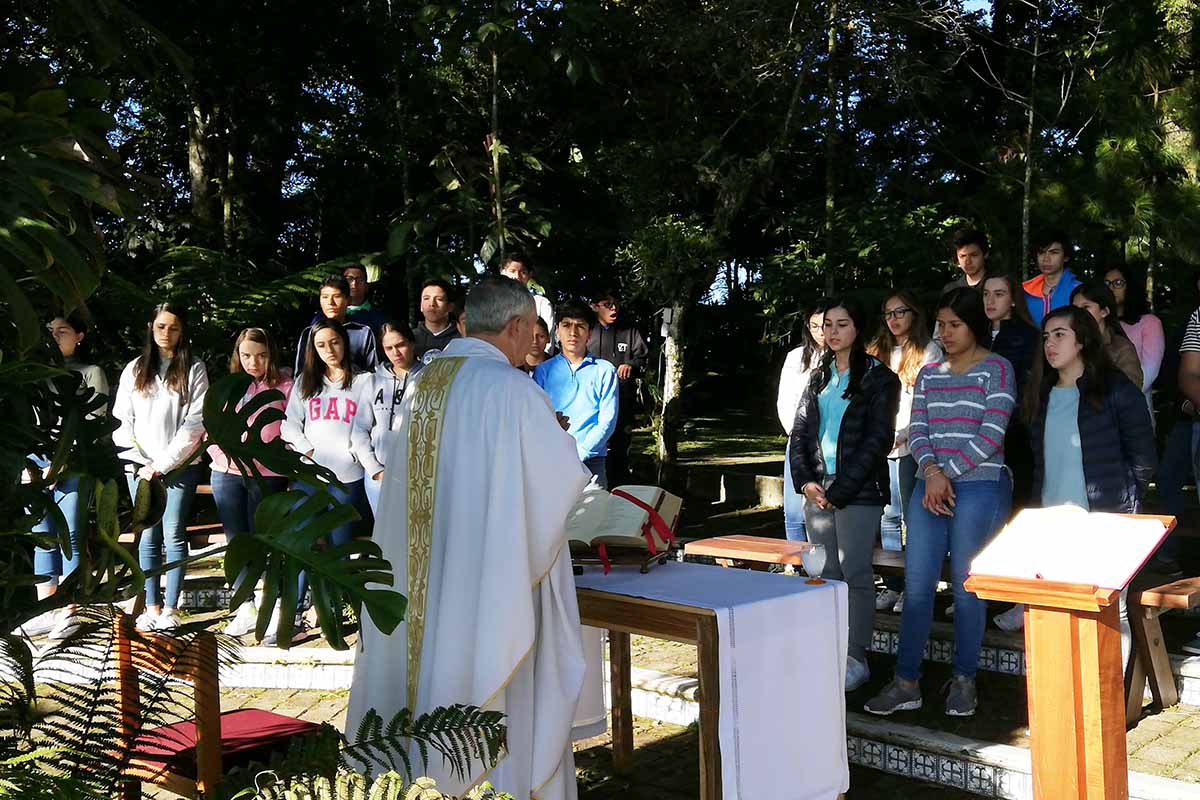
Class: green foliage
238,773,512,800
344,706,506,786
618,215,723,304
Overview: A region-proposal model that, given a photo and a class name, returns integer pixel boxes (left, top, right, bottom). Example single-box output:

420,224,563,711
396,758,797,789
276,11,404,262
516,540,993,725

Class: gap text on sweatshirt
281,372,380,483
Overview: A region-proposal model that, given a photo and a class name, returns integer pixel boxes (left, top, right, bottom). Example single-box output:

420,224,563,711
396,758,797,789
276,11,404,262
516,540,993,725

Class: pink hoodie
207,376,294,478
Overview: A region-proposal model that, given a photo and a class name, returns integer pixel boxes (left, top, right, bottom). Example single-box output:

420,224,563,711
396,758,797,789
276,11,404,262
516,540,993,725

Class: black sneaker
944,675,977,717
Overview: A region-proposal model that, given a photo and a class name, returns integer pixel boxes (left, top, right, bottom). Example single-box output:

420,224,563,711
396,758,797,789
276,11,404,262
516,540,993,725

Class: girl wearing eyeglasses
866,292,942,615
1104,266,1163,417
777,306,826,541
208,328,294,637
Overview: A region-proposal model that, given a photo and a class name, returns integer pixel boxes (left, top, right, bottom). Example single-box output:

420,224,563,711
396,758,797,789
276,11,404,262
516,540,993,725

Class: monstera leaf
202,372,338,489
224,490,406,651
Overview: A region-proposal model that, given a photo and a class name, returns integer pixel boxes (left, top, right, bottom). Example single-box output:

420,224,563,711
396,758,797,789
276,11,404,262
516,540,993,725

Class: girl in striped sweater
865,288,1015,719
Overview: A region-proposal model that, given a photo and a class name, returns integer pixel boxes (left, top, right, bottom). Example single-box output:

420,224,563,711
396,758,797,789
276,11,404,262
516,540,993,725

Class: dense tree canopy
4,0,1200,360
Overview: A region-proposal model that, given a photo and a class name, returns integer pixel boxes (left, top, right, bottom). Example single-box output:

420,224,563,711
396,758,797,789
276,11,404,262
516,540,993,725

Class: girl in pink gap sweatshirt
207,328,294,638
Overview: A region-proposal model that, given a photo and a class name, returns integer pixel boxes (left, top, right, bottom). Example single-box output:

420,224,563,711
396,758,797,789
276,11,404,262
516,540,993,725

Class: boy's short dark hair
951,228,989,254
1032,228,1073,256
321,274,351,295
534,316,550,333
421,278,454,295
343,263,369,279
556,301,597,330
590,288,620,305
501,253,533,273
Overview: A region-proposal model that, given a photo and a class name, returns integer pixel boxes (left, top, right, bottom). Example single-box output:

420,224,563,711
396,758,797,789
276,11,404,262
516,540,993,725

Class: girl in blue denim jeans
23,314,109,640
208,328,294,637
865,288,1015,719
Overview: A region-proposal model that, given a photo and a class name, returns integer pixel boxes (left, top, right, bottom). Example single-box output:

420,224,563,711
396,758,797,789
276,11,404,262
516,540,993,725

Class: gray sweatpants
804,475,882,662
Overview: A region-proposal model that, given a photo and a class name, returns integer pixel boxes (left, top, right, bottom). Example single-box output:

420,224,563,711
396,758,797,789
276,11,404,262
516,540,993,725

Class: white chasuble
347,337,592,800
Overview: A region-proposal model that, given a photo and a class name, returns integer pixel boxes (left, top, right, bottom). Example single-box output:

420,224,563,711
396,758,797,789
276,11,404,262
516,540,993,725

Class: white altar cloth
576,561,849,800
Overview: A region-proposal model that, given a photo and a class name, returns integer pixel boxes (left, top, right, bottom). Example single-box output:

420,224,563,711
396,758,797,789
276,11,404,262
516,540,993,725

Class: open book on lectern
969,506,1171,590
565,485,683,552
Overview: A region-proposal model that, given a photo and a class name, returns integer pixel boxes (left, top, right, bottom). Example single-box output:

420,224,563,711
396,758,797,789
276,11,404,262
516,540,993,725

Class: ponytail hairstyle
1070,281,1133,345
815,296,870,399
867,290,932,386
300,319,354,400
133,303,194,402
796,303,826,372
1022,306,1112,424
229,327,284,387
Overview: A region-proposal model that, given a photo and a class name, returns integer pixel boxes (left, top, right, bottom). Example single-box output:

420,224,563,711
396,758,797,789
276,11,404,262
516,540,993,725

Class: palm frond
342,705,506,783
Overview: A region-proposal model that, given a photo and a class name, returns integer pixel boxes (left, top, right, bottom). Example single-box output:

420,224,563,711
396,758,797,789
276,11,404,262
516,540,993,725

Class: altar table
575,561,849,800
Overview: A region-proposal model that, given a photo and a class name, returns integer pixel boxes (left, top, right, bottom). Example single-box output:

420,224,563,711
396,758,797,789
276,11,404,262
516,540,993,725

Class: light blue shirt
817,366,851,475
533,353,619,461
1041,386,1089,509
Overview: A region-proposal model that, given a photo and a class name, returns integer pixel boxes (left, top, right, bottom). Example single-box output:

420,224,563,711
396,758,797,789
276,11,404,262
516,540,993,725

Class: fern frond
341,705,506,783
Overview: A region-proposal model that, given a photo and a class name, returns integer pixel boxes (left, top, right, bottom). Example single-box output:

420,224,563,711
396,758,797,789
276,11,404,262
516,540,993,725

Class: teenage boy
295,274,380,374
942,228,990,295
414,279,461,365
500,254,555,346
309,265,386,334
588,289,649,486
1023,229,1082,325
534,302,619,489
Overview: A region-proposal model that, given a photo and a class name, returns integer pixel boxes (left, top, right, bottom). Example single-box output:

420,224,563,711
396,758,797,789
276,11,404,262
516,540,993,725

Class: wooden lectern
964,575,1127,799
965,513,1175,800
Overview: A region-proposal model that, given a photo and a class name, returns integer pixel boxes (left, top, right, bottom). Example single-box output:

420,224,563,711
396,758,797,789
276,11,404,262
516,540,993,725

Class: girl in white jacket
112,303,209,631
365,321,420,514
776,308,825,541
279,319,378,643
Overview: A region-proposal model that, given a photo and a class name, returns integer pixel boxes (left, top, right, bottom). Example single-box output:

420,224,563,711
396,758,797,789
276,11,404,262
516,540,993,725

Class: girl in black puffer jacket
790,296,900,692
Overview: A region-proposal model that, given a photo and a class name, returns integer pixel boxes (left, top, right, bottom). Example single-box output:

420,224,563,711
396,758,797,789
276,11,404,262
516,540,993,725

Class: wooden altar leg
609,630,634,774
696,617,722,800
1125,643,1147,725
1025,603,1128,800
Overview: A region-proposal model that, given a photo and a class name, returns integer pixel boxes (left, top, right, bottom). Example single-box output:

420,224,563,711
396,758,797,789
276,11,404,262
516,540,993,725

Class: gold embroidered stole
405,355,467,711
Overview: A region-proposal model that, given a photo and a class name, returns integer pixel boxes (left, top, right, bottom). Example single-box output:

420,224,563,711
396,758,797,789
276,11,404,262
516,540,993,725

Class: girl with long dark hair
777,307,826,541
1105,265,1164,417
113,303,209,631
865,288,1015,718
24,313,109,640
791,297,900,692
366,320,419,514
1070,282,1144,389
209,328,294,637
279,319,378,644
1021,306,1156,662
867,291,942,614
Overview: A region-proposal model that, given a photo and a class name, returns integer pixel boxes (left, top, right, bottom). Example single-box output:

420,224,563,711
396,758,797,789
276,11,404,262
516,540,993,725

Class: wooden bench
683,534,945,580
1126,576,1200,724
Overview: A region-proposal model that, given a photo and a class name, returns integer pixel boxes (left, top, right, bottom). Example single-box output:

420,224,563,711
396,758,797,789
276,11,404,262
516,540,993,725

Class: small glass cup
801,543,827,585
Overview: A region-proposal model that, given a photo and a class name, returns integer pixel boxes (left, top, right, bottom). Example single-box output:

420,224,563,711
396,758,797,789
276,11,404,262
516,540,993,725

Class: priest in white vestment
347,275,592,800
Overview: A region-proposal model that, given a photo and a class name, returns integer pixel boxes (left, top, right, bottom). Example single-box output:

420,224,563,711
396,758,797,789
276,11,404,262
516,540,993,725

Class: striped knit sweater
908,355,1016,482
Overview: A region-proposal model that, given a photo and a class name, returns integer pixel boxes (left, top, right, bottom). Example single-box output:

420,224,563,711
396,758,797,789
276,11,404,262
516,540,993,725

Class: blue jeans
127,465,201,609
584,456,608,490
1153,420,1193,562
33,476,91,583
896,472,1012,681
880,455,916,591
783,441,807,541
211,470,287,593
293,479,364,615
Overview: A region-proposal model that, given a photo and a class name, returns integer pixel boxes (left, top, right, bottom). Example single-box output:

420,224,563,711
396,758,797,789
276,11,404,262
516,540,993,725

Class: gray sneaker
863,678,922,715
944,675,977,717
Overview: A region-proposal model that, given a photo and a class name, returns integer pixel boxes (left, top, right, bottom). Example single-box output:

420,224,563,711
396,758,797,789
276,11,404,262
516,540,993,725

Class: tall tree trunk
823,0,839,294
1021,6,1040,275
657,301,686,485
488,0,505,265
187,98,224,246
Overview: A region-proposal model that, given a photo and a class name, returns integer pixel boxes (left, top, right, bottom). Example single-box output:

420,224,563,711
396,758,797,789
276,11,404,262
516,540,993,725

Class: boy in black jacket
588,290,649,486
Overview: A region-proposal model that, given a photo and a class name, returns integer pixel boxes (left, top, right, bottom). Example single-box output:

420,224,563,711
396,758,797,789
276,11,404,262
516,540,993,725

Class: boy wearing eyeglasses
588,289,648,486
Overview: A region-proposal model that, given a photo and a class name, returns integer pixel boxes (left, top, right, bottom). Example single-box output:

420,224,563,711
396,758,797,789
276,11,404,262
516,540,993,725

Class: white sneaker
14,612,56,638
46,610,80,641
875,589,901,611
263,611,306,646
153,610,181,632
892,593,905,613
993,604,1025,632
845,656,871,692
224,601,258,637
134,610,159,632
